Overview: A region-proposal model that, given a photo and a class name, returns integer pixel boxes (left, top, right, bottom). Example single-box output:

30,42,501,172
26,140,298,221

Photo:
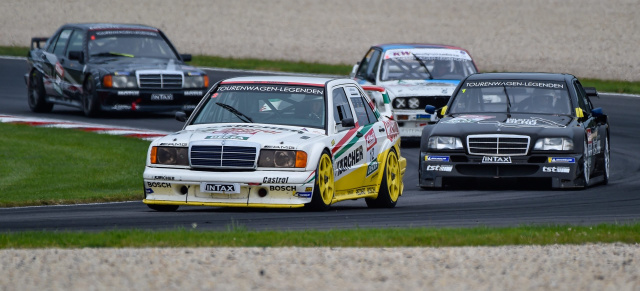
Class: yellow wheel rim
318,154,335,205
386,151,400,202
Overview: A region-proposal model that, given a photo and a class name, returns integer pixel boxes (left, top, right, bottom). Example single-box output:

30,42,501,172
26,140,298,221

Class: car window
66,30,85,58
333,87,354,132
45,33,60,53
52,29,72,56
88,30,178,59
380,48,476,81
355,48,381,82
573,80,592,112
346,86,376,125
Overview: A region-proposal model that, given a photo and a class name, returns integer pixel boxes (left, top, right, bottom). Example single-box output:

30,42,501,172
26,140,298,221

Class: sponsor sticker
416,114,431,120
147,182,172,188
269,185,297,191
482,156,512,163
366,160,379,177
296,192,312,198
548,157,576,163
263,177,289,183
426,165,453,172
117,91,139,96
426,156,450,162
200,183,240,193
542,166,570,173
151,93,173,101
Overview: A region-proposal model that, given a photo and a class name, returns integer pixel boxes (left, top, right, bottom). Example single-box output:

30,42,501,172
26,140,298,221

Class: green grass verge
0,123,150,207
4,45,640,94
1,224,638,248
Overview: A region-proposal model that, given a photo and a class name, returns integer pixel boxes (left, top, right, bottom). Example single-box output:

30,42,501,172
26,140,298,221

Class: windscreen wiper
412,53,433,79
502,86,512,118
90,52,134,58
215,102,253,123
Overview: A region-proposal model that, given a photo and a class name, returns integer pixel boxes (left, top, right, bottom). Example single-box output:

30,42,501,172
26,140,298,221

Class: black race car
25,23,209,117
419,72,609,189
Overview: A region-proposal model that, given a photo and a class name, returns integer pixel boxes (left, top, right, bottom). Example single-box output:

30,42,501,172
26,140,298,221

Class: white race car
143,76,406,211
351,44,478,140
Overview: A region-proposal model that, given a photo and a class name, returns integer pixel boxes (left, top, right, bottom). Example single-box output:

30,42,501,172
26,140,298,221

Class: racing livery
419,73,610,189
143,76,406,211
25,23,209,117
350,44,478,139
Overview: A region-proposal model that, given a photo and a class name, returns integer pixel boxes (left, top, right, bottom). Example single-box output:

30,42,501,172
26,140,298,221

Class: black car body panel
418,73,610,189
25,23,208,116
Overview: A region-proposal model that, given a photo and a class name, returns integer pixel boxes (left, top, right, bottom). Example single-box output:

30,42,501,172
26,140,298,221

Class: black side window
356,49,381,82
573,80,592,113
65,30,85,58
45,34,60,53
333,88,353,132
52,29,72,56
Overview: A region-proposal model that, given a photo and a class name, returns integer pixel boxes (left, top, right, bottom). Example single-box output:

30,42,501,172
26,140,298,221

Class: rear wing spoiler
30,37,49,50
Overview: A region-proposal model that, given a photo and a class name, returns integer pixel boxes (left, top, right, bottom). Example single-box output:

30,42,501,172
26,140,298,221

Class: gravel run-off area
1,1,640,290
1,0,639,81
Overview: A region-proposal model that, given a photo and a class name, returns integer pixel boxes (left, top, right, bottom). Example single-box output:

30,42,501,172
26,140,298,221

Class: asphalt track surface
1,57,639,232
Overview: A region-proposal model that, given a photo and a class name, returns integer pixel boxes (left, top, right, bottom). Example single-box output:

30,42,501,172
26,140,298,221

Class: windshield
449,80,572,115
380,48,477,81
192,83,326,129
88,30,178,59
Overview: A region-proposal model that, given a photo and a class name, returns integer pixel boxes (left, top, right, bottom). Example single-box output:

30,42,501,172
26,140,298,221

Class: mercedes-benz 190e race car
143,76,406,211
350,44,478,140
419,73,610,189
25,23,209,117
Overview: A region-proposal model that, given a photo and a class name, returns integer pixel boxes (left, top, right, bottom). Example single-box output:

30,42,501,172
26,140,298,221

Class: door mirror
340,117,355,128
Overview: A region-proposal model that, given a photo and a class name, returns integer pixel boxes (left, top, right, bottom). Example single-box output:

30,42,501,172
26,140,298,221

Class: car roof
465,72,574,82
374,43,470,52
220,76,345,86
62,23,159,32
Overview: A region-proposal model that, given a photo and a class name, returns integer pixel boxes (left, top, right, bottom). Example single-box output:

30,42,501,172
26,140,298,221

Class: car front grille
467,134,530,156
392,96,450,109
138,73,183,89
190,144,258,169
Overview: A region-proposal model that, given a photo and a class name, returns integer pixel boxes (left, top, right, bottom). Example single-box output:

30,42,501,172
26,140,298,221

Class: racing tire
579,137,590,189
602,134,610,185
27,71,54,113
147,204,179,212
306,151,334,211
366,149,400,208
82,76,101,117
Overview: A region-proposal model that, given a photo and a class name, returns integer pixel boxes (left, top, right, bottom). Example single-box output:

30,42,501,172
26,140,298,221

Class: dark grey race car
25,23,209,117
418,72,610,189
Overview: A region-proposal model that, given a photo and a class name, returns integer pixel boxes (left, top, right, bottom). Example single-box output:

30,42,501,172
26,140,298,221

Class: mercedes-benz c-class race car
350,44,478,140
143,76,406,211
25,23,209,117
419,73,610,189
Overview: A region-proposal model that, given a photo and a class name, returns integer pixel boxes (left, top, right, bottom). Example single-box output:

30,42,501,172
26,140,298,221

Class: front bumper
143,167,316,208
418,152,583,188
96,88,206,112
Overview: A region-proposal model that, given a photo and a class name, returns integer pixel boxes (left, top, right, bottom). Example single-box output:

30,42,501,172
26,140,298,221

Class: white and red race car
143,76,406,211
351,44,478,140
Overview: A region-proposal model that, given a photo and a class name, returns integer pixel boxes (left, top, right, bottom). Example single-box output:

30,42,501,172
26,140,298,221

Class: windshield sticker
505,118,537,126
94,30,159,37
479,117,567,128
384,48,472,61
218,85,324,95
442,115,494,124
464,81,565,89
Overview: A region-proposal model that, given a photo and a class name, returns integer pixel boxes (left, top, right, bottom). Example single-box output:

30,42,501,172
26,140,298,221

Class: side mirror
425,105,436,114
591,107,604,117
340,117,355,128
68,50,84,63
349,63,359,79
181,54,192,62
175,111,188,122
584,87,599,98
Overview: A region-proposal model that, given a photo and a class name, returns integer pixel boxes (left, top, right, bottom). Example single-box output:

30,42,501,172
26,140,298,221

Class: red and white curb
0,115,170,141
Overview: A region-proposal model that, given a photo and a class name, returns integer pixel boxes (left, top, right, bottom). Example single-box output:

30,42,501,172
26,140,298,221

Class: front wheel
82,76,101,117
578,137,591,189
602,134,610,185
366,149,401,208
306,151,334,211
27,71,54,113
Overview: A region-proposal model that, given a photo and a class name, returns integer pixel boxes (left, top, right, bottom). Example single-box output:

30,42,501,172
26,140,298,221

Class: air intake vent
138,73,183,89
189,141,259,169
467,134,529,156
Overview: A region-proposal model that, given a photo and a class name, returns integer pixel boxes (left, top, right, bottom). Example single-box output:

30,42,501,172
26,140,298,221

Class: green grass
1,224,638,248
0,123,150,207
4,45,640,94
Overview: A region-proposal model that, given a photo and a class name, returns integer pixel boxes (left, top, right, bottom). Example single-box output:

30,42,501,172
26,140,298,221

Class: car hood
380,80,459,97
432,113,576,136
89,57,201,73
154,123,325,149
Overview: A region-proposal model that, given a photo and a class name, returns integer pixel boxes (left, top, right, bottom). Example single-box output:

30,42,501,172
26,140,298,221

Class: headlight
534,138,574,151
258,149,307,168
103,75,137,88
150,146,189,165
408,97,420,109
184,74,209,88
428,136,463,150
394,98,406,109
